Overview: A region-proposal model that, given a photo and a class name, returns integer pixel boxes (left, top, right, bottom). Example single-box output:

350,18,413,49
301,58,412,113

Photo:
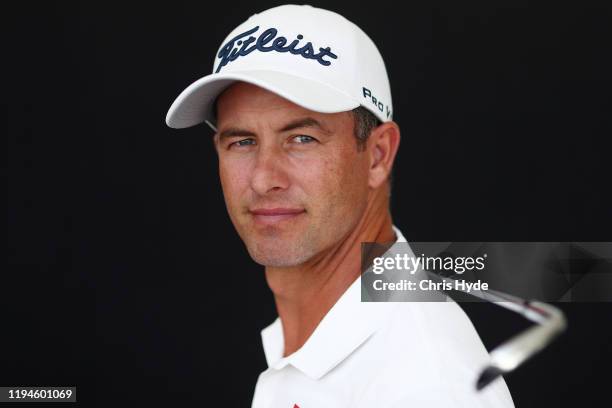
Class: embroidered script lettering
215,26,338,73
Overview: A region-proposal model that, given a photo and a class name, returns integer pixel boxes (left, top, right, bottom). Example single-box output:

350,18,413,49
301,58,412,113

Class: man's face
214,82,372,267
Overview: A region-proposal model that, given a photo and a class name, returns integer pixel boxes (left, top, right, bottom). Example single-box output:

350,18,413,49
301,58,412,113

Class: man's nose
250,143,290,196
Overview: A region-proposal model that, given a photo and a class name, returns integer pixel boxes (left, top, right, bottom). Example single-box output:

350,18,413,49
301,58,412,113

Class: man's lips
249,208,306,224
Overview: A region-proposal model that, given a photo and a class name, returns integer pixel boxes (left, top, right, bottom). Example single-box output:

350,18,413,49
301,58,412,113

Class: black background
5,1,612,406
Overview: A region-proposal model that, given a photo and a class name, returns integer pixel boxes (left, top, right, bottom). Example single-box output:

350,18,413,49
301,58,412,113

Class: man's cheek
219,172,244,218
220,162,246,192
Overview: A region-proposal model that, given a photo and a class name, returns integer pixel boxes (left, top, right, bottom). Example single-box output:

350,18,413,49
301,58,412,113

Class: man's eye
230,138,256,148
293,135,317,144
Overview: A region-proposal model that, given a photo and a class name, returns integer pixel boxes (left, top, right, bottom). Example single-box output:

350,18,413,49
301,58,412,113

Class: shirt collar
260,225,407,379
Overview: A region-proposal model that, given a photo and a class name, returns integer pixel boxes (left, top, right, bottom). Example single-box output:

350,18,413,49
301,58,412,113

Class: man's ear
367,121,401,189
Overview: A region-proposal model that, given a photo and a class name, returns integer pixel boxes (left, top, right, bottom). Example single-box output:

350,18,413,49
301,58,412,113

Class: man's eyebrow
217,128,257,140
278,117,331,134
217,117,331,140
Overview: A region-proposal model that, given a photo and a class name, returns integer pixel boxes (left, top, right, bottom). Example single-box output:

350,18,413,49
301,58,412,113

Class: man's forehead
217,81,309,114
215,81,352,132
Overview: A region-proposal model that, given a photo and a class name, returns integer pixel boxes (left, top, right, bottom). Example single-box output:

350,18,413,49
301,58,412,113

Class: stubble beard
241,222,321,268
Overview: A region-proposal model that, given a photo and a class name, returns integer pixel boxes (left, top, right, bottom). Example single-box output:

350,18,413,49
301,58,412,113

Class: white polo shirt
251,226,515,408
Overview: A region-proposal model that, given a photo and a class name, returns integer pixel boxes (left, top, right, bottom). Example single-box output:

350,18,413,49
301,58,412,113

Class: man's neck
264,189,396,357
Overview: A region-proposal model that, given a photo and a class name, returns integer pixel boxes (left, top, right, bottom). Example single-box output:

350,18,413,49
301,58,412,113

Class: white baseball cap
165,4,393,130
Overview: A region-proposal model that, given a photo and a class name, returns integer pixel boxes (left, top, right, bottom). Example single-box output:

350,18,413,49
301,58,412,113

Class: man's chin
246,240,313,268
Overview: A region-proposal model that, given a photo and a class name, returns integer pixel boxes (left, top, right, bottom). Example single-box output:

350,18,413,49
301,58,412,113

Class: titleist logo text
215,26,338,73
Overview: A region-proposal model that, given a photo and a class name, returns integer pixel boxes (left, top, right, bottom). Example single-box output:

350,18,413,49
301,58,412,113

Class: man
166,4,514,407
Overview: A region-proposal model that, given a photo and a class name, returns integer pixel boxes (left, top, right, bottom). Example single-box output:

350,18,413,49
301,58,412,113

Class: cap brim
165,69,360,129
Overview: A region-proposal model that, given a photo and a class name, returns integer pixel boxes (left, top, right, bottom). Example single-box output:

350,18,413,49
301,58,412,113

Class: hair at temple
350,106,381,151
